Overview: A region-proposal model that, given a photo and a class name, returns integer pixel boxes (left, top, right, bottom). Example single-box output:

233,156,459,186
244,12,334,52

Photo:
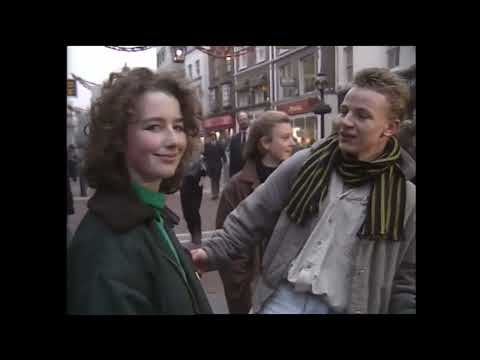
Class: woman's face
262,122,295,165
125,91,187,190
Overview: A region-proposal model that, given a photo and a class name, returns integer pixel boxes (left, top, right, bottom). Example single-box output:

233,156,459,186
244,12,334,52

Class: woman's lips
153,153,178,163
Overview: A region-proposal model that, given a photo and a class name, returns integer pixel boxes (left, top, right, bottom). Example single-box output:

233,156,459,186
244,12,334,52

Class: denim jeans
257,280,331,314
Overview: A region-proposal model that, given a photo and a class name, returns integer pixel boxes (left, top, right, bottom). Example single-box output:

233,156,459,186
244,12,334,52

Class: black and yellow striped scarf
285,133,406,241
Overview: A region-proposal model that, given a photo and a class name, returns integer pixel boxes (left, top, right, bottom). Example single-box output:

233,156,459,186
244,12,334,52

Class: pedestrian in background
229,111,250,177
203,132,226,200
68,68,212,315
68,144,78,182
67,158,75,247
180,105,207,245
192,68,416,314
216,110,295,313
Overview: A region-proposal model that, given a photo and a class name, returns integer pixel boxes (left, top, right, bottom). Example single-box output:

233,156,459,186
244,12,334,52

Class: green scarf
132,183,187,279
285,133,407,241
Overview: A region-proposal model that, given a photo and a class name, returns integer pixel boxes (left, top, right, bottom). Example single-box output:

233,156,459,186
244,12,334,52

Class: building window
236,46,248,70
344,46,353,82
195,60,201,78
157,48,165,67
256,46,267,63
226,58,232,72
209,88,216,109
387,46,400,69
300,54,316,94
222,84,231,107
254,89,264,104
278,62,298,99
214,58,222,78
237,91,249,108
188,64,193,79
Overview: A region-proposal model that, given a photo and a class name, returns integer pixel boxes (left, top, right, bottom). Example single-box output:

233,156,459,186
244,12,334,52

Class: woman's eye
174,125,185,132
145,124,161,131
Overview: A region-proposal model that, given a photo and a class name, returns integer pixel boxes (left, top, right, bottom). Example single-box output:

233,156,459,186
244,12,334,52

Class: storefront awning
202,115,234,131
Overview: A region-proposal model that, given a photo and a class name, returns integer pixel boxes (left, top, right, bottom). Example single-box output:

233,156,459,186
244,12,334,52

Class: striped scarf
285,133,406,241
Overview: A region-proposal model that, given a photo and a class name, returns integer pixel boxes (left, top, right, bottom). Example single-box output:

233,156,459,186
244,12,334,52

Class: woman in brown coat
215,111,295,313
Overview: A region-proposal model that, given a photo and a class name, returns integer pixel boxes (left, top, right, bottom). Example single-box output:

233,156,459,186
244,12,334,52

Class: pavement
68,171,231,314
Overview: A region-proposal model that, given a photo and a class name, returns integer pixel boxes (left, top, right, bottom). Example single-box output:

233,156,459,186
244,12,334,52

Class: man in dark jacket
67,164,75,247
229,111,250,178
203,133,226,200
180,151,207,245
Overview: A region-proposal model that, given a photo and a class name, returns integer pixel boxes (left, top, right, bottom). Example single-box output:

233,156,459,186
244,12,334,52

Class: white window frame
279,62,297,99
195,60,201,78
226,58,232,72
222,84,230,106
256,46,266,63
277,46,291,56
299,54,316,95
236,46,248,70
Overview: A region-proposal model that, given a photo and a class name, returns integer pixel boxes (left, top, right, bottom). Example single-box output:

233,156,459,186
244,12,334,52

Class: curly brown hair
85,67,201,194
243,111,291,162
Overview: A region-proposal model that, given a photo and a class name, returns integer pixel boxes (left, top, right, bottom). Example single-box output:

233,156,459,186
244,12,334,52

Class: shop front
202,114,235,141
276,97,320,146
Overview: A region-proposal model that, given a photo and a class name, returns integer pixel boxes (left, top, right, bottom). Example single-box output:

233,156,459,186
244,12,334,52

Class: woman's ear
259,135,271,152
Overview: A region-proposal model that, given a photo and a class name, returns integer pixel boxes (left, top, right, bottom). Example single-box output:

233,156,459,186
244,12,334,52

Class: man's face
338,87,398,161
238,113,250,130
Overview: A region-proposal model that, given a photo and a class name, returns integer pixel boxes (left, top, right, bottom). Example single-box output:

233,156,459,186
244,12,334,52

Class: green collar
131,182,165,213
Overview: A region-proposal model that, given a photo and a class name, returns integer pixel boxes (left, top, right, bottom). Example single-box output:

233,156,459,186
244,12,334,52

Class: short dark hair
85,67,200,194
353,67,411,122
243,111,291,161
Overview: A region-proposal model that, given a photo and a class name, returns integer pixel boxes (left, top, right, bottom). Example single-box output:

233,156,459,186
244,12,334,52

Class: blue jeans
258,280,331,314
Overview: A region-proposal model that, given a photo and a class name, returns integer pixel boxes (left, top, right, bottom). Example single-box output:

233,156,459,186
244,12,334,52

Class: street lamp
313,72,332,139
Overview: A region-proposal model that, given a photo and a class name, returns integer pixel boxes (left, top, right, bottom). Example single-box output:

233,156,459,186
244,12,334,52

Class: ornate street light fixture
313,72,332,139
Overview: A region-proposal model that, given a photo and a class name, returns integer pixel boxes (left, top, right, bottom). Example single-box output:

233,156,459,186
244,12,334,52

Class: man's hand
190,248,209,274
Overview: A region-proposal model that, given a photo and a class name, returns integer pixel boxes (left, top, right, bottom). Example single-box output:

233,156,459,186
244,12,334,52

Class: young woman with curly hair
67,68,212,315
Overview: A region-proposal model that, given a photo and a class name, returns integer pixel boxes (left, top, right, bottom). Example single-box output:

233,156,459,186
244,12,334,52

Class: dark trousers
180,178,203,244
208,166,221,197
219,247,261,314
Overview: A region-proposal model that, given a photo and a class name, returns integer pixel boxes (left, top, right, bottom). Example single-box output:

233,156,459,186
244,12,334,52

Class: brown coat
216,159,260,229
215,159,262,313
